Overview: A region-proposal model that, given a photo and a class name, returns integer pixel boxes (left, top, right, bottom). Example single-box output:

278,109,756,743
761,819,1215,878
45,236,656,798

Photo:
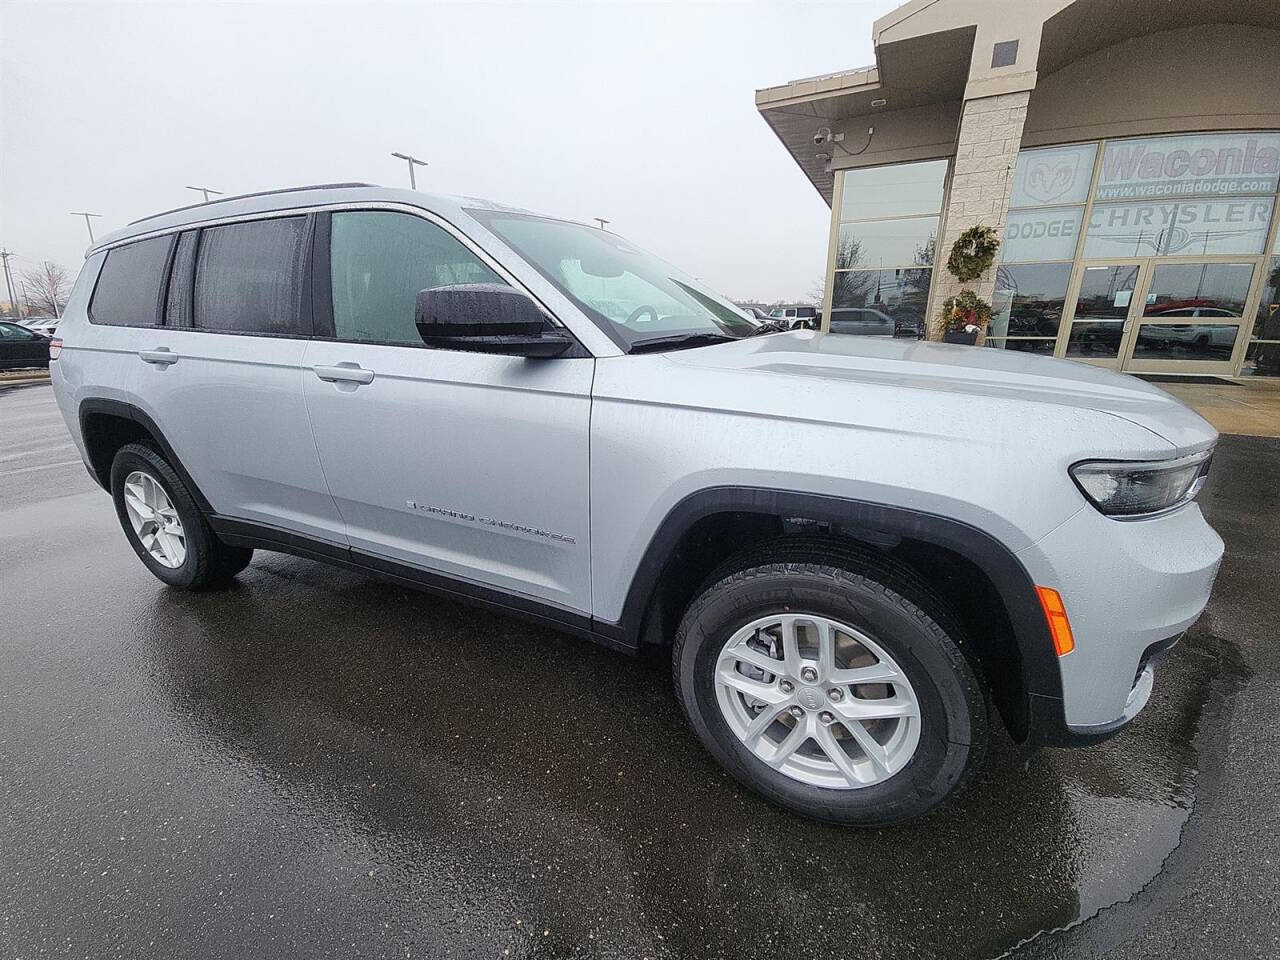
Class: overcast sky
1,0,891,303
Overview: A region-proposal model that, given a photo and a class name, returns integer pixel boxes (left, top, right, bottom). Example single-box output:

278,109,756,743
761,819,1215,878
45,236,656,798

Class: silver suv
50,184,1223,824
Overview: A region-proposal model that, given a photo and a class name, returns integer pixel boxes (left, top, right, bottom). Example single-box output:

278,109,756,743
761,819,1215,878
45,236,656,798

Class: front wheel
673,551,987,825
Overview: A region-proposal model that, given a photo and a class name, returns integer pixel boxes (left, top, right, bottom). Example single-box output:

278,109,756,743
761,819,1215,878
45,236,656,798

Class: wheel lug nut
828,688,843,701
779,680,794,694
819,711,835,724
788,706,804,719
800,666,818,683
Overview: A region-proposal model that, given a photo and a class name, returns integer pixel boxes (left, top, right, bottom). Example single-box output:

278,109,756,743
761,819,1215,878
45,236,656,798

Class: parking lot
1,380,1277,960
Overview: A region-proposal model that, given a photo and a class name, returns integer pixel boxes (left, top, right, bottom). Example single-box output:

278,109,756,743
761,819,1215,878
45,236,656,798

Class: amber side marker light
1036,585,1075,656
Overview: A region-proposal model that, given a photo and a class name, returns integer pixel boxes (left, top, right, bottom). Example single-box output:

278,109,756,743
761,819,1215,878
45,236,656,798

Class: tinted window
840,158,948,221
165,231,199,327
194,217,307,335
329,211,503,344
0,321,37,338
90,235,173,326
831,268,929,338
991,263,1072,338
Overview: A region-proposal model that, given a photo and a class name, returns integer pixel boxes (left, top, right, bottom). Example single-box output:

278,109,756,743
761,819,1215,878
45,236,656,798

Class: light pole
186,185,224,203
0,249,16,316
593,218,610,230
391,152,428,189
70,212,103,243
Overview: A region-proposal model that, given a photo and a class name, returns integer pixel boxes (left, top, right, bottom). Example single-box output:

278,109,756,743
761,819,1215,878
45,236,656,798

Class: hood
667,331,1217,456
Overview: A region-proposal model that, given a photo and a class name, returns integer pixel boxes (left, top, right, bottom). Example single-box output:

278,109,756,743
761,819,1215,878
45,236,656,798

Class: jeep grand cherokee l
49,184,1223,824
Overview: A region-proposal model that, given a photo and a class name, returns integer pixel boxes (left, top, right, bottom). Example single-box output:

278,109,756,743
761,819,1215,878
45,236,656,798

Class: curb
0,375,51,389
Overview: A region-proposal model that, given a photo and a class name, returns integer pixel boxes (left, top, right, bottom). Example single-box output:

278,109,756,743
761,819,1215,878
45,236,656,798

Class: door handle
313,363,375,385
139,348,178,365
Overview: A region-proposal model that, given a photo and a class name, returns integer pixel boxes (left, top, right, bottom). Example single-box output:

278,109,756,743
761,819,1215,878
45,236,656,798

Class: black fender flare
608,486,1068,738
78,398,216,515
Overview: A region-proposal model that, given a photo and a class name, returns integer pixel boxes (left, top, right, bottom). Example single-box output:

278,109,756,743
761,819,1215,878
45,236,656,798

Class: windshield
469,209,757,351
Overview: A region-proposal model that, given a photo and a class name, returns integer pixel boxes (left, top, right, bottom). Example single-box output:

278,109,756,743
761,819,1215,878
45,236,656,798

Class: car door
0,322,47,367
301,208,593,615
127,217,347,545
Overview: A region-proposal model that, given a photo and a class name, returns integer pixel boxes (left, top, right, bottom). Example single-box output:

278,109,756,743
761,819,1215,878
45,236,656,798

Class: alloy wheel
121,470,187,569
714,613,921,789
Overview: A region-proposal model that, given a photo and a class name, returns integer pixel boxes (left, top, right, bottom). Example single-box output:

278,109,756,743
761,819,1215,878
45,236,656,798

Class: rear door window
90,235,174,326
193,217,308,335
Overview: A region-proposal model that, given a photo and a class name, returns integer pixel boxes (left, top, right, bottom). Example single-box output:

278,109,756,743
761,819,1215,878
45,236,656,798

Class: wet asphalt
0,381,1276,960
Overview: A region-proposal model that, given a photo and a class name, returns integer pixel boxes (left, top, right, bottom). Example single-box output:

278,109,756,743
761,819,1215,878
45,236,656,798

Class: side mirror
414,283,573,358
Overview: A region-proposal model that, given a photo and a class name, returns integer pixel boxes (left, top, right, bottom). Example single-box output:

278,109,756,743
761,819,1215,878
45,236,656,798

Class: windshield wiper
751,319,791,335
628,332,738,354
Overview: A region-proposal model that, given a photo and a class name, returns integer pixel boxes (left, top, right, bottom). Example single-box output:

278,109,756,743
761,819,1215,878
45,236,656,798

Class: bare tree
19,261,72,318
812,235,876,307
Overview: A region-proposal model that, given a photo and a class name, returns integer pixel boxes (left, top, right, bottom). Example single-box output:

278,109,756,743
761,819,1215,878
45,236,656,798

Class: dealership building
756,0,1280,377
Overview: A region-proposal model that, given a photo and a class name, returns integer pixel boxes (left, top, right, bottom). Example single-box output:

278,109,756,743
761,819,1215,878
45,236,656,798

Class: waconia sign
1096,133,1280,201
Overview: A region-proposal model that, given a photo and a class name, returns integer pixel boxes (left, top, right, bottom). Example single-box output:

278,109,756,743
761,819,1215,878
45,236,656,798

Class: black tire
673,541,987,825
109,442,253,590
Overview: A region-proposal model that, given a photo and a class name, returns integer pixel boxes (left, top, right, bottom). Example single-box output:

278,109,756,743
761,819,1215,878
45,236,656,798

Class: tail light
49,337,62,360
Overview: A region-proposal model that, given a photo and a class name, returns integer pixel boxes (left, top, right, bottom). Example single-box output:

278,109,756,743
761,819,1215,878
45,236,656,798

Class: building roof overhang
756,0,1279,205
755,24,974,204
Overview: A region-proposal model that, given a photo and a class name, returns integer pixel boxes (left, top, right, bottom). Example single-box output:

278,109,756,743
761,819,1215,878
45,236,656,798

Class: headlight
1070,447,1213,519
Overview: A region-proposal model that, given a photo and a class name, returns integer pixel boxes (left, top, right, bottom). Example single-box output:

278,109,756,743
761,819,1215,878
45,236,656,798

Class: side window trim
298,212,317,338
157,231,189,327
153,234,178,326
310,212,335,339
179,230,200,328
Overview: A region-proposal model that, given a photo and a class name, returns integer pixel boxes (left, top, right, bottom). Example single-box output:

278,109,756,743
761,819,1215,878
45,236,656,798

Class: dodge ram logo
1023,154,1083,205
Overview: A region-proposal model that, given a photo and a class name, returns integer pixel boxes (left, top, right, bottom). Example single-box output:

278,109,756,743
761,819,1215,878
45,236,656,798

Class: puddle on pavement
98,556,1238,960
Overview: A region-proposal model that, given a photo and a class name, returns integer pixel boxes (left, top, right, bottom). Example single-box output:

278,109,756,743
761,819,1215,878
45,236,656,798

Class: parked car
0,320,52,369
769,304,820,329
50,184,1223,825
21,317,60,337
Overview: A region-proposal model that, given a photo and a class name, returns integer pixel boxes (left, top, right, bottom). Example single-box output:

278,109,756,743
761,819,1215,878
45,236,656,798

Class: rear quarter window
89,235,174,326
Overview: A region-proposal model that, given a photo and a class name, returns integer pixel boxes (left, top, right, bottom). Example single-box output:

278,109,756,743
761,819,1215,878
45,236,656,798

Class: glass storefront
987,130,1280,374
825,130,1280,375
1244,245,1280,376
828,158,946,339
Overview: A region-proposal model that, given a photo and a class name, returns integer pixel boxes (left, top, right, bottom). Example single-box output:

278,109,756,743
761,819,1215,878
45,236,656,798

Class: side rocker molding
610,486,1069,741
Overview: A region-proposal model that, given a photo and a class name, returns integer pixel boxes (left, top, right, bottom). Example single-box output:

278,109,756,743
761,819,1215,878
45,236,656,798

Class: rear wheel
110,443,252,590
673,548,987,824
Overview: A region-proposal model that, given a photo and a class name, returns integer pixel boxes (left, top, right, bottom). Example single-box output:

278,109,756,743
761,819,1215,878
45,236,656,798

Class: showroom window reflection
829,159,947,339
1249,251,1280,376
988,142,1096,353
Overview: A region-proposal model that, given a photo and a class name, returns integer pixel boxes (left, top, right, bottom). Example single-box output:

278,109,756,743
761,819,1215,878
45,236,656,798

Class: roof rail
127,182,378,226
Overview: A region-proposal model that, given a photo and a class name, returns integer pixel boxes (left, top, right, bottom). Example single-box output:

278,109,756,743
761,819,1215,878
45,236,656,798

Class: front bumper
1017,500,1222,740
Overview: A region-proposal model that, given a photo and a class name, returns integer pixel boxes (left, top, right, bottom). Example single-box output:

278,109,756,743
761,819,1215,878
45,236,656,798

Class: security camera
813,127,832,146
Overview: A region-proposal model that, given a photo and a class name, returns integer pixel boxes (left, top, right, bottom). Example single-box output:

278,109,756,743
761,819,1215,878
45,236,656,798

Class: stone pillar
928,90,1031,341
